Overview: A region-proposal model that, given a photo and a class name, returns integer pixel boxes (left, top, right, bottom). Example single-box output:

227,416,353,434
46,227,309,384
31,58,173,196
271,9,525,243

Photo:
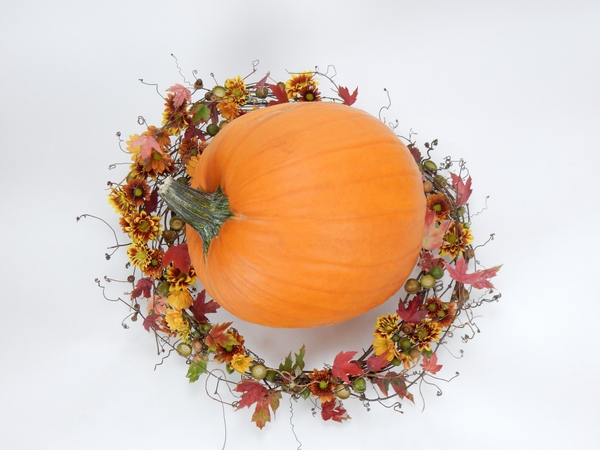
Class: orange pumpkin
160,102,425,328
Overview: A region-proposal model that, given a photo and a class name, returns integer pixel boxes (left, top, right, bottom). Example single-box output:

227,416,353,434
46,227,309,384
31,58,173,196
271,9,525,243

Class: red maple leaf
162,243,191,273
204,322,239,350
235,380,281,429
408,144,422,164
131,277,153,299
376,372,414,402
443,258,501,289
254,71,271,93
267,83,289,105
420,353,443,374
144,187,159,214
331,351,364,383
142,313,161,332
450,173,473,206
419,251,445,271
337,86,358,106
422,209,451,251
131,134,161,160
321,399,350,422
166,84,191,109
397,295,427,323
192,289,220,323
365,352,390,372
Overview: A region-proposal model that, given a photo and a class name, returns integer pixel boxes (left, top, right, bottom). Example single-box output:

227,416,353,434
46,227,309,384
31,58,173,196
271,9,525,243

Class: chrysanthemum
123,178,150,207
108,187,134,216
375,313,400,338
230,353,253,374
298,84,321,102
423,297,456,328
224,76,248,106
186,154,200,178
217,99,242,121
409,320,442,352
135,150,174,178
440,222,474,259
144,125,171,149
162,93,191,134
126,133,142,156
286,72,318,99
167,290,193,310
122,210,162,243
214,329,245,364
127,243,151,270
179,136,206,164
142,247,164,279
307,369,336,402
426,192,452,221
165,266,197,291
165,308,190,340
372,335,398,361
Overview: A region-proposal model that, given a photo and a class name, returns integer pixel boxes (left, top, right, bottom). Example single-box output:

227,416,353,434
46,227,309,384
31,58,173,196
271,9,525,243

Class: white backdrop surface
2,1,599,449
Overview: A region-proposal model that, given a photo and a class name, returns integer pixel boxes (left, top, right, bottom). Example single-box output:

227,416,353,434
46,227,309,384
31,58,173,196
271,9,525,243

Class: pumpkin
159,102,425,328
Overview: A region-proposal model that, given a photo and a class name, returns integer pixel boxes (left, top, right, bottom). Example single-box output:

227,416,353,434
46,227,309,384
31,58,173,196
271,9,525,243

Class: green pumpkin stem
158,177,233,257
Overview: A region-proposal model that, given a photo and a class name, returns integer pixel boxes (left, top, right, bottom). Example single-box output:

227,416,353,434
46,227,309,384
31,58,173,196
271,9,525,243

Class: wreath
83,61,501,428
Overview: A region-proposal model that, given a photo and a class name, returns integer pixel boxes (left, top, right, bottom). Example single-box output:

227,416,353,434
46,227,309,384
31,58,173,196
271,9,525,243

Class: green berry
169,217,185,231
156,281,170,296
335,384,351,399
399,338,412,351
423,160,437,172
212,86,226,98
430,265,444,279
206,123,220,136
351,377,367,393
251,364,267,380
176,343,192,357
420,274,436,289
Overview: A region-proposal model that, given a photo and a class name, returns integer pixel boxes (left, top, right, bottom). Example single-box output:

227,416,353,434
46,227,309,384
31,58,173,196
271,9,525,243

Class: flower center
138,219,150,231
134,187,143,197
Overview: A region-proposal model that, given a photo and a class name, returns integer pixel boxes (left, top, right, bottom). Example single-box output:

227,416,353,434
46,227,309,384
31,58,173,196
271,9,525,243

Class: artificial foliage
86,63,501,428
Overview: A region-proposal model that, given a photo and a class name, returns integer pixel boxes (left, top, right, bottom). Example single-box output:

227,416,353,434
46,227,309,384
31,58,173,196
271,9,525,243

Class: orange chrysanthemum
162,93,191,134
108,186,134,216
307,369,336,402
127,242,151,270
217,99,242,121
122,210,162,243
142,247,165,279
427,192,452,221
214,329,246,364
423,297,456,328
298,84,321,102
123,178,150,207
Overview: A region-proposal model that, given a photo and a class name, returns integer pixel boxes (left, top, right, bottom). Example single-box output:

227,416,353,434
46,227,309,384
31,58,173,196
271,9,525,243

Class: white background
2,0,599,449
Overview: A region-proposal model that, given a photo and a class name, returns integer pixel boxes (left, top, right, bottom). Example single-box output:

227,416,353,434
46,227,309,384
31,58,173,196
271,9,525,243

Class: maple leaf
443,258,502,289
192,289,220,323
204,322,239,350
397,295,427,323
162,243,191,273
331,351,364,383
186,360,207,383
408,144,422,164
419,251,445,272
422,209,451,251
131,277,152,299
144,187,159,214
131,134,161,160
167,84,191,109
450,173,473,206
190,103,210,125
337,86,358,106
420,353,443,374
235,380,281,429
142,313,161,332
278,345,306,373
267,83,289,105
321,399,350,422
254,71,271,93
376,372,414,402
365,352,390,372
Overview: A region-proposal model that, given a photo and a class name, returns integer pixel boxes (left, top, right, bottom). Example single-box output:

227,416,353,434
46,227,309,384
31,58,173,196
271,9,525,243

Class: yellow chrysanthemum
126,133,142,156
440,222,474,259
375,313,400,338
230,353,253,374
108,187,134,216
409,320,442,352
286,72,318,99
167,290,193,310
127,243,151,270
165,309,190,341
372,335,397,361
224,76,248,106
165,266,197,291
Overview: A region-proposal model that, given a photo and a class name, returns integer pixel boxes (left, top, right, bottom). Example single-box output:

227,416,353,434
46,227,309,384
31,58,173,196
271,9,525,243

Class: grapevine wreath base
85,62,501,428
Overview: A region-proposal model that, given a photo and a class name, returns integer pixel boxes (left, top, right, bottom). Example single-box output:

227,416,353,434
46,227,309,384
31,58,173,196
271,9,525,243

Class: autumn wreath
86,61,501,428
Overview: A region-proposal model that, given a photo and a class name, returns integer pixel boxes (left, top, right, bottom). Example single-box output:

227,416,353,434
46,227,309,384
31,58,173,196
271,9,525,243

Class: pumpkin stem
158,177,234,257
